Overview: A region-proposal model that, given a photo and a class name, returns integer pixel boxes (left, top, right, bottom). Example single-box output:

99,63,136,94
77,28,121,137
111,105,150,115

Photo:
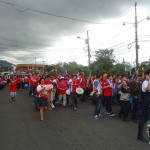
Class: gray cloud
0,0,150,64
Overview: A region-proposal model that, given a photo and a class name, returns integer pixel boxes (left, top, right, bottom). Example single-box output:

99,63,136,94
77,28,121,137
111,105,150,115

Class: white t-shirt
142,80,148,92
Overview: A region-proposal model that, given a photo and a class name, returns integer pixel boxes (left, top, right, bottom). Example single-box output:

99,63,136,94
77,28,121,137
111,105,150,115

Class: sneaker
99,114,103,118
73,107,77,111
51,104,55,108
109,113,116,117
137,135,148,142
48,107,52,110
40,117,44,121
105,111,110,115
94,115,99,119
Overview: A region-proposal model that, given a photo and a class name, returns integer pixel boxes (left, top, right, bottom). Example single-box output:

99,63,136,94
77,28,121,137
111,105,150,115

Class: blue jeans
94,99,101,116
70,92,78,108
104,96,112,113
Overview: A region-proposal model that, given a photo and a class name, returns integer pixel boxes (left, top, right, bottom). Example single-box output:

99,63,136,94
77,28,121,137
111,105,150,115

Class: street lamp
77,30,91,76
77,30,91,66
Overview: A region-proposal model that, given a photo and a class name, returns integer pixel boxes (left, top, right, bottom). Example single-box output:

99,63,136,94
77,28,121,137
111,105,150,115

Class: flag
131,68,139,80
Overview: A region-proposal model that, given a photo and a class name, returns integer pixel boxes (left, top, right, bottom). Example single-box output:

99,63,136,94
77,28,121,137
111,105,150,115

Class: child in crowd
9,75,17,103
91,90,102,119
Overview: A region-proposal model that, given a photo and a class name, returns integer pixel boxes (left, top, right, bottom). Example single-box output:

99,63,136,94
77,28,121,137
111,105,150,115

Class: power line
0,0,108,25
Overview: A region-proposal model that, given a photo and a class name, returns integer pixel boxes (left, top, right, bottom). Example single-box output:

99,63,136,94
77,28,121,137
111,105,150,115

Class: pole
87,30,91,76
135,2,139,69
87,30,91,66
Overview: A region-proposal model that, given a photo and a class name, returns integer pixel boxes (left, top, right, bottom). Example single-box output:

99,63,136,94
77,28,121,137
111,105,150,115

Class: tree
141,60,150,75
109,63,126,75
90,49,116,75
44,61,89,77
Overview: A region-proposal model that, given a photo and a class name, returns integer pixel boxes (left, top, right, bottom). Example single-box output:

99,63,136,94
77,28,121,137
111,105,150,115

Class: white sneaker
51,104,55,108
109,113,116,117
94,115,99,119
105,112,110,115
73,107,77,111
99,114,103,118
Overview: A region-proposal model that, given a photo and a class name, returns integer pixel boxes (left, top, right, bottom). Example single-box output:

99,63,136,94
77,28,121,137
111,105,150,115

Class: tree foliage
44,61,89,76
90,49,116,75
44,50,150,77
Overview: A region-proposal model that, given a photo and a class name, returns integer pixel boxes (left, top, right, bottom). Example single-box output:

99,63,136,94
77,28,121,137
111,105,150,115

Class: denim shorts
10,92,17,98
38,98,48,107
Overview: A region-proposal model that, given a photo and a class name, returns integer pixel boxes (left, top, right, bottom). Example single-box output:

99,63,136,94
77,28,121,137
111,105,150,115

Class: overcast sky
0,0,150,66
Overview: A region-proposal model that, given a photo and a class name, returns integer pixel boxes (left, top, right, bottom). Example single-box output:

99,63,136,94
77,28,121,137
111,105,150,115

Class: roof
16,64,45,67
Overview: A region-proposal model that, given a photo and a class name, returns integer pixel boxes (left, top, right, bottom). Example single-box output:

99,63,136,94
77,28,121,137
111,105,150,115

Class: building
16,64,45,73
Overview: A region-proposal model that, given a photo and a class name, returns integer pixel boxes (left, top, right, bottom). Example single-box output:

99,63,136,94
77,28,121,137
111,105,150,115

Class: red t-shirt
35,76,40,84
78,77,86,89
16,77,21,84
9,80,17,92
24,76,29,83
44,78,52,85
72,79,79,93
58,80,67,95
29,76,36,86
102,79,112,96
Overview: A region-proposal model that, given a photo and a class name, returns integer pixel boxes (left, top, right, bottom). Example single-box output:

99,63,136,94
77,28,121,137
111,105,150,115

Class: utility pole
86,30,91,76
135,2,139,69
77,30,91,76
86,30,91,66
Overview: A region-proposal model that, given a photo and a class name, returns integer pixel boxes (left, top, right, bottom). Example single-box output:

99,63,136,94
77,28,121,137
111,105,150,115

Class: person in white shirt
141,75,149,100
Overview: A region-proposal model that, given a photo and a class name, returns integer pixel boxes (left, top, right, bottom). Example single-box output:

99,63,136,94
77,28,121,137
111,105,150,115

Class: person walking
118,80,130,121
102,74,115,117
137,75,150,142
69,74,79,111
37,78,48,121
9,75,17,103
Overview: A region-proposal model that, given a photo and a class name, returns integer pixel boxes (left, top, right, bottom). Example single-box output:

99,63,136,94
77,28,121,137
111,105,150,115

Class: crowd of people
1,70,150,142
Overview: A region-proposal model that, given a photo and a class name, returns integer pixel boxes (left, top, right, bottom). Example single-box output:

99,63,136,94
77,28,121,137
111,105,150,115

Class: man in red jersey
57,76,68,107
102,73,115,117
69,74,79,111
28,73,36,96
78,72,86,102
9,75,17,103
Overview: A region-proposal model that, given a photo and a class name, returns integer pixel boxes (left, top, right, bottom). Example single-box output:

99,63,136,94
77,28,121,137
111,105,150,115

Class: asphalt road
0,85,150,150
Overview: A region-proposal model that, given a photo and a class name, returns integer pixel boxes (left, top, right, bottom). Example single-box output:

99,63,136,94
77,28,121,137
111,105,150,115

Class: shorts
10,92,17,98
38,98,48,107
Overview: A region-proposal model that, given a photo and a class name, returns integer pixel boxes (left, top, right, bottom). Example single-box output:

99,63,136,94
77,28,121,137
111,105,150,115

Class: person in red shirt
57,77,68,107
44,75,55,109
78,72,86,102
69,74,79,111
16,75,21,90
9,75,17,103
102,73,115,117
37,78,48,121
35,73,41,84
29,73,36,96
23,75,29,90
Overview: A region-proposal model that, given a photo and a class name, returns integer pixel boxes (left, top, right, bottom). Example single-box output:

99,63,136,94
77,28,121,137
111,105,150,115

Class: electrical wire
0,0,108,25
